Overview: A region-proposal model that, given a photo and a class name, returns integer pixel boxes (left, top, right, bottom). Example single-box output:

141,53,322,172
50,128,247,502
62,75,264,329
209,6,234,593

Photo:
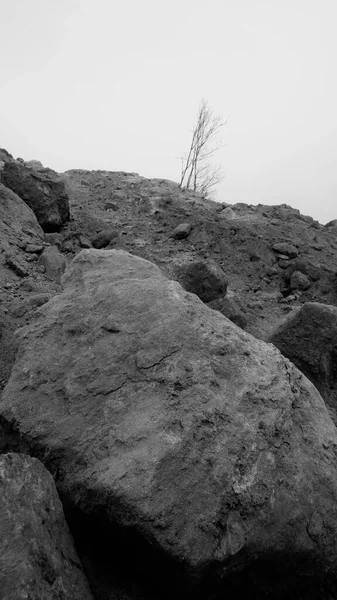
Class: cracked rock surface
2,250,337,596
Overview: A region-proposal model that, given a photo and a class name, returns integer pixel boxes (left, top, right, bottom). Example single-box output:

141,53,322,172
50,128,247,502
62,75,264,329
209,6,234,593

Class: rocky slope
1,149,337,599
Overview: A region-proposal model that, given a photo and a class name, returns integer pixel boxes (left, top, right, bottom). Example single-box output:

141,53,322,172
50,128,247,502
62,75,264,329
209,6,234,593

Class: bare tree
179,100,225,199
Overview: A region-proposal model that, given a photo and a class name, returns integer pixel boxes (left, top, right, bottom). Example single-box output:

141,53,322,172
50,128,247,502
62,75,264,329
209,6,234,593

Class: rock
272,243,299,259
2,250,337,595
4,254,29,277
104,202,119,211
0,183,44,255
25,243,44,253
44,232,63,249
278,259,290,269
20,279,36,292
25,159,44,170
2,161,70,232
27,293,52,308
269,302,337,424
0,148,14,164
290,270,311,291
325,219,337,228
78,235,91,249
219,207,236,220
284,259,321,282
208,296,247,329
171,222,192,239
39,245,67,283
10,302,28,318
63,239,76,253
168,255,228,302
0,453,93,600
91,228,118,248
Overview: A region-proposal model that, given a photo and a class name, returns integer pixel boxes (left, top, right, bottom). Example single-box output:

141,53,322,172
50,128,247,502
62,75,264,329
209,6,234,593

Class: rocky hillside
1,149,337,599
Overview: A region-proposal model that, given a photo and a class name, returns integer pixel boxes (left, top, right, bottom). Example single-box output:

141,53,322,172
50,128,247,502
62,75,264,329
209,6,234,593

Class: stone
167,255,228,302
25,243,44,253
10,302,28,318
2,251,337,595
208,296,247,329
104,202,118,211
290,270,311,291
284,259,321,282
269,302,337,424
0,148,14,163
0,453,93,600
171,222,192,239
39,245,67,283
25,159,44,170
278,259,290,269
78,235,91,249
2,161,70,232
4,254,29,277
91,229,118,249
27,293,51,308
63,239,76,253
272,243,299,259
0,183,44,256
219,207,236,220
44,232,63,249
20,280,36,292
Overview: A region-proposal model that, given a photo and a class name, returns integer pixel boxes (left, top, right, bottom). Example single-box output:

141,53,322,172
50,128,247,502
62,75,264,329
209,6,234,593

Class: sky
1,0,337,224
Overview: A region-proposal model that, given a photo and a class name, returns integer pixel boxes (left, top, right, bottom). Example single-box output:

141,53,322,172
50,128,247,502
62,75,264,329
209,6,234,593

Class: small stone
290,271,311,291
20,280,35,292
27,293,51,308
78,235,91,249
25,254,39,262
91,229,118,249
44,232,63,248
104,202,118,211
10,302,28,318
63,239,75,253
39,246,67,283
219,207,236,220
25,243,44,253
278,259,290,269
171,223,192,240
272,243,299,259
5,255,29,277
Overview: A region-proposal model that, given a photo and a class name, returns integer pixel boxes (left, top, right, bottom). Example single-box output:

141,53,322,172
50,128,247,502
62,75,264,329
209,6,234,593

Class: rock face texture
2,161,70,231
0,452,93,600
2,250,337,596
269,302,337,424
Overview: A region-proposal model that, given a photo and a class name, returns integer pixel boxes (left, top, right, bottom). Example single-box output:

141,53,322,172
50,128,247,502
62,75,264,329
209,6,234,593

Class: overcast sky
1,0,337,223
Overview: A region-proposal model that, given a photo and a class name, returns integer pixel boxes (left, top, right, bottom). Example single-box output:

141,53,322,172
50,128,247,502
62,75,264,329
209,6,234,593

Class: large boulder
2,161,70,232
0,452,92,600
167,254,228,302
269,302,337,423
1,251,337,596
0,183,44,255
